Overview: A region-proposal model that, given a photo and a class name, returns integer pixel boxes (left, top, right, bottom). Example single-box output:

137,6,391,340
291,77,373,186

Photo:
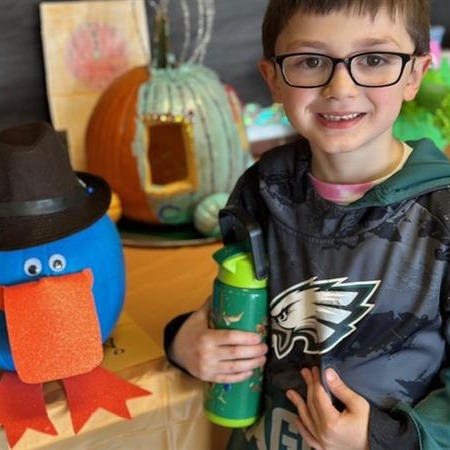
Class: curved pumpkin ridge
190,68,242,193
86,66,157,223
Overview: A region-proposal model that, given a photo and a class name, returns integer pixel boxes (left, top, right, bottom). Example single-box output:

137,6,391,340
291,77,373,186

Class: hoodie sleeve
163,312,193,374
392,368,450,450
389,229,450,450
368,406,419,450
369,260,450,450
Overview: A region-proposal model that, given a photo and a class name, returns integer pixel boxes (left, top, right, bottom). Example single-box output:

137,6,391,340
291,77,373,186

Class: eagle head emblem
270,277,379,359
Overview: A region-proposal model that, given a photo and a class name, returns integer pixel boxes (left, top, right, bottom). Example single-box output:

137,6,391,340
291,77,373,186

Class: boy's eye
357,53,389,67
291,56,325,70
366,55,382,66
303,57,322,68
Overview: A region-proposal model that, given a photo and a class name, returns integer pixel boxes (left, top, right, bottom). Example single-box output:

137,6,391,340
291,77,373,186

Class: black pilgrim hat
0,122,111,250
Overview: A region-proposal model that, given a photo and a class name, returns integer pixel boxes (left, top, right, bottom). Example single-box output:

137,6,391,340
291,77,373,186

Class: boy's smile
316,112,366,129
259,8,430,183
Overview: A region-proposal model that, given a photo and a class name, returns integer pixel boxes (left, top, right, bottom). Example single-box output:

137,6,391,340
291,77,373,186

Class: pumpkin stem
151,12,176,69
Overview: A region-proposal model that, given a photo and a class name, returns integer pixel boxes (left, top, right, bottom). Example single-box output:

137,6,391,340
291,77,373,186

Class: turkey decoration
0,122,150,448
86,0,252,237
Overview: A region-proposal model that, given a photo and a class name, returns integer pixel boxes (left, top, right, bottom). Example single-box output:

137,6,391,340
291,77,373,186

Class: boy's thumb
325,368,358,407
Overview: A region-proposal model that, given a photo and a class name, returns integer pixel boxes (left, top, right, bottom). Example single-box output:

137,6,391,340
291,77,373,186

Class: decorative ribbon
0,187,90,217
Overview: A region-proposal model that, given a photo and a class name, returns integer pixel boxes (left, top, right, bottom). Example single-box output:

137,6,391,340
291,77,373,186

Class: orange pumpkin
86,66,153,223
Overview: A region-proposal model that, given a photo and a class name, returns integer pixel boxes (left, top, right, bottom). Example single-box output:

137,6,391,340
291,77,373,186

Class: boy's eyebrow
285,40,328,51
354,37,403,48
283,37,404,53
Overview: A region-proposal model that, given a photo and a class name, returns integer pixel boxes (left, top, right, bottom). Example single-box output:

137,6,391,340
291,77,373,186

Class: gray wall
431,0,450,48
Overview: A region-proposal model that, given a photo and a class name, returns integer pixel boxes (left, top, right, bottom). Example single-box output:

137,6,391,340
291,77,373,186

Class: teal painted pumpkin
86,64,251,234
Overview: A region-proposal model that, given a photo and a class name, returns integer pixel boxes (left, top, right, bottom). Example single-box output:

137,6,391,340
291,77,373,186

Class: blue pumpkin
0,215,125,371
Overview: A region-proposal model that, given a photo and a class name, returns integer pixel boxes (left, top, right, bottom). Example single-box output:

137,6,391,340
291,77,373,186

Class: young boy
165,1,450,449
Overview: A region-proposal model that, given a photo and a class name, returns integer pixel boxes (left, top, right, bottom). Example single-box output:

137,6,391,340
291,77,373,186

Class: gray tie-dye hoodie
226,137,450,450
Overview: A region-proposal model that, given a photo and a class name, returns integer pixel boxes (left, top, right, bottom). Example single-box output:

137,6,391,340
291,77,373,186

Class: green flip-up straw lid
213,244,267,289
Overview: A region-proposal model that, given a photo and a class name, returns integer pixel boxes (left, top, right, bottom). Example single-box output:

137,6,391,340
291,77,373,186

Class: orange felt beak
1,269,103,384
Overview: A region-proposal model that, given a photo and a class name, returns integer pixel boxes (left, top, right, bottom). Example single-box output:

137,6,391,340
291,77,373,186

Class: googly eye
49,254,67,272
24,258,42,277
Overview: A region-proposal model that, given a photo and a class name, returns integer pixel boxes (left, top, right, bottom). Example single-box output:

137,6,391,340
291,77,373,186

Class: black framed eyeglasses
271,51,414,88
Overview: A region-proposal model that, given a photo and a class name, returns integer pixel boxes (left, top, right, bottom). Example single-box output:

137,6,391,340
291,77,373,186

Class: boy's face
259,8,430,161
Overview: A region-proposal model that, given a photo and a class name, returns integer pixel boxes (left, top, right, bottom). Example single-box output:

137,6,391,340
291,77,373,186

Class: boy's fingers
324,368,364,410
217,354,266,372
197,354,266,382
198,330,267,356
286,390,319,438
210,370,254,384
215,329,265,345
295,416,323,450
300,367,313,385
302,366,337,424
286,389,303,409
213,342,268,360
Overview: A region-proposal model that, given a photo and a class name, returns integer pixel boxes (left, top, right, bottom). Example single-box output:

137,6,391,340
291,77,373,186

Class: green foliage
394,59,450,150
435,93,450,143
394,101,446,149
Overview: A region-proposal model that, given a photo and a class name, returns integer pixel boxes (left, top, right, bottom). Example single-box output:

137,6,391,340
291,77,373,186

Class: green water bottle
204,206,268,428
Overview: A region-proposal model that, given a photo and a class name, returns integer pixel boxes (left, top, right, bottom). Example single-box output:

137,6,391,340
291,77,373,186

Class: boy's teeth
321,113,360,121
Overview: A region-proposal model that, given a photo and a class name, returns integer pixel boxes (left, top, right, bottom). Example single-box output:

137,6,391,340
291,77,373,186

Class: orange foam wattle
3,269,103,383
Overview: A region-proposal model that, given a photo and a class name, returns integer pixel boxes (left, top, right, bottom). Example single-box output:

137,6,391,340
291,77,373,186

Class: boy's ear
403,54,432,102
259,59,283,103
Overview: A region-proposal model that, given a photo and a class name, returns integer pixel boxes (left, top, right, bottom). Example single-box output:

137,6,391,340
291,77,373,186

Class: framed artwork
40,0,150,170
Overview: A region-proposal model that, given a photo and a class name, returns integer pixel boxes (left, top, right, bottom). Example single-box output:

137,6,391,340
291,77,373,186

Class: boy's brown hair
262,0,430,58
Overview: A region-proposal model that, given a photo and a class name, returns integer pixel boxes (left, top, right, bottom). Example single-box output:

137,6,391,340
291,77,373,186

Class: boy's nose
322,63,360,99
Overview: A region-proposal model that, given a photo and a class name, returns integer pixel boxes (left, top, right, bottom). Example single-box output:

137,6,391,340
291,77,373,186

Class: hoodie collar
347,139,450,208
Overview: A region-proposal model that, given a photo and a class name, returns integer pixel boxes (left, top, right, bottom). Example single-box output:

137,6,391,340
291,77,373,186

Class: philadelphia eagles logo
270,277,379,359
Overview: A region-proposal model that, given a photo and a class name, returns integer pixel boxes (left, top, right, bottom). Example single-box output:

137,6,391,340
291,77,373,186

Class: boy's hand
286,366,370,450
170,299,268,383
